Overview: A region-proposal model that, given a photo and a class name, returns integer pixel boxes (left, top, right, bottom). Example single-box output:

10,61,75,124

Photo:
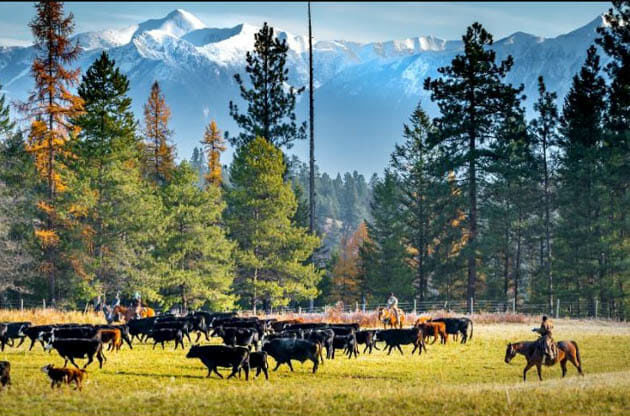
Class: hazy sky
0,2,610,47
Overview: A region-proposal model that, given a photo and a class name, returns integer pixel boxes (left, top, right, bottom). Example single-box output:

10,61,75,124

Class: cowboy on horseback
387,292,400,323
533,315,557,364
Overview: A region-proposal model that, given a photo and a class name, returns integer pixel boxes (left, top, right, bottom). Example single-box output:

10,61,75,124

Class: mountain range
0,9,610,176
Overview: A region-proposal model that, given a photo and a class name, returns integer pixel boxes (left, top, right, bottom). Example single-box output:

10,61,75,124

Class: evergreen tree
201,120,226,187
226,137,321,311
555,46,608,316
390,103,435,300
359,170,413,303
227,22,306,149
143,81,175,186
189,146,207,187
0,82,15,140
423,23,524,308
530,76,560,312
70,51,162,300
596,0,630,319
157,162,235,312
23,0,84,303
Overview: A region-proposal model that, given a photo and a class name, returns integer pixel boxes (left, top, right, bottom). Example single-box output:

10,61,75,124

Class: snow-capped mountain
0,9,609,176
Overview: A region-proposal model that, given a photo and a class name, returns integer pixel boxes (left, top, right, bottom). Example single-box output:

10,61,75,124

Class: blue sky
0,2,610,46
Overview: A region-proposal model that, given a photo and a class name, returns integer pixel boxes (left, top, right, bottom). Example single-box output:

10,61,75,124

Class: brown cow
41,364,87,390
415,321,447,344
96,329,122,352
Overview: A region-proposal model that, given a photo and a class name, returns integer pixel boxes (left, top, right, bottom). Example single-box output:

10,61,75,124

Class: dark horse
504,340,583,381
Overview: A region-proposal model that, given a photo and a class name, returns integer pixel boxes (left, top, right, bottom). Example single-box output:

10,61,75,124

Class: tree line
324,2,630,319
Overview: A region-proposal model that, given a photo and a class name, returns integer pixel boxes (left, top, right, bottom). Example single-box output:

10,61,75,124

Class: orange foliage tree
330,222,368,305
200,120,226,187
24,1,84,303
143,81,175,185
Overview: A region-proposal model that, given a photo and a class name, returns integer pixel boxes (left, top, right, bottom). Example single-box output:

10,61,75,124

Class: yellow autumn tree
24,1,84,303
330,222,368,304
143,81,175,185
200,120,226,187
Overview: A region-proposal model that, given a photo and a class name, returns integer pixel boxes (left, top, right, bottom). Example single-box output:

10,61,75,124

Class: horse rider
132,291,142,319
532,315,557,364
387,292,400,323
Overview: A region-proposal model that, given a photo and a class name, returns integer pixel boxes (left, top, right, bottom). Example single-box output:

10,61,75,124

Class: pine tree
530,76,560,312
423,23,524,309
0,82,15,140
227,137,321,311
143,81,175,186
359,170,413,303
227,22,306,149
390,103,435,301
70,51,162,299
157,162,235,312
555,46,608,316
201,120,226,187
596,0,630,319
23,1,84,303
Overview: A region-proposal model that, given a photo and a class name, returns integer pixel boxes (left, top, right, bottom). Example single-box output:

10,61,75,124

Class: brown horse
504,340,584,381
109,305,155,323
377,307,405,329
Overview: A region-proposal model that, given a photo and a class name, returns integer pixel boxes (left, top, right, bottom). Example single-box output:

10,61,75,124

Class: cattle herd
0,312,474,390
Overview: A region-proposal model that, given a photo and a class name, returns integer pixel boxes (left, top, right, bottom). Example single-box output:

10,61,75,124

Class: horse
105,305,155,323
504,340,584,381
377,307,405,329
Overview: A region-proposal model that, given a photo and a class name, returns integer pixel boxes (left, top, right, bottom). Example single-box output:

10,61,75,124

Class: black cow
0,325,7,351
187,315,210,342
355,330,379,354
284,323,328,331
148,328,184,350
0,361,9,388
240,351,269,380
3,322,31,348
127,317,158,342
330,323,360,331
262,339,322,373
332,334,358,359
50,326,98,341
329,326,356,336
22,325,56,351
264,331,300,341
214,320,265,338
152,319,192,344
186,345,250,380
376,328,425,355
44,338,104,369
305,329,335,360
213,327,259,351
430,318,473,344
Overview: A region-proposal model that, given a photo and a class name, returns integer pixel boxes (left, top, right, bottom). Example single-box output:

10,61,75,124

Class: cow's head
186,344,200,359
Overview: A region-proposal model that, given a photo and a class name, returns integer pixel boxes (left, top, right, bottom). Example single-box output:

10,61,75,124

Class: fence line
0,297,624,321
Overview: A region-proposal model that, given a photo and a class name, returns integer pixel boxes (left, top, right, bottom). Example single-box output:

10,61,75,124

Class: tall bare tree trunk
308,1,315,234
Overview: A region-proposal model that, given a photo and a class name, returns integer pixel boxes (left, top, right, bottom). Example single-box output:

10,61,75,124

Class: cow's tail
468,319,473,340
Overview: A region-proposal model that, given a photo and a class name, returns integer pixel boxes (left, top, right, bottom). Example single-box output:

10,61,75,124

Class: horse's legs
523,361,533,382
560,358,568,377
567,351,583,376
535,363,543,381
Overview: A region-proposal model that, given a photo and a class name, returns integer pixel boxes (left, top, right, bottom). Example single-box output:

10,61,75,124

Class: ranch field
1,315,630,416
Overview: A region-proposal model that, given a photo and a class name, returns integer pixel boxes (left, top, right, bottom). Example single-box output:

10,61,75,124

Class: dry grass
0,308,103,326
1,310,629,415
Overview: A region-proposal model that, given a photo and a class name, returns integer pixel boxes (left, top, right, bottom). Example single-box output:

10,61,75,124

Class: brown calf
415,321,448,344
41,364,87,390
96,329,122,352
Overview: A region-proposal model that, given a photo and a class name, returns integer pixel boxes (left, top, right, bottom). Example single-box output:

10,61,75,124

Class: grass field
1,315,630,416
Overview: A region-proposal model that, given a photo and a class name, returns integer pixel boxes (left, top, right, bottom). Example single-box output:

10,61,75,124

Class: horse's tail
573,340,582,368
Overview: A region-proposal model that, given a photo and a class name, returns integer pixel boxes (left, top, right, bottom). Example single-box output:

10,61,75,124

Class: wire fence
0,297,624,321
